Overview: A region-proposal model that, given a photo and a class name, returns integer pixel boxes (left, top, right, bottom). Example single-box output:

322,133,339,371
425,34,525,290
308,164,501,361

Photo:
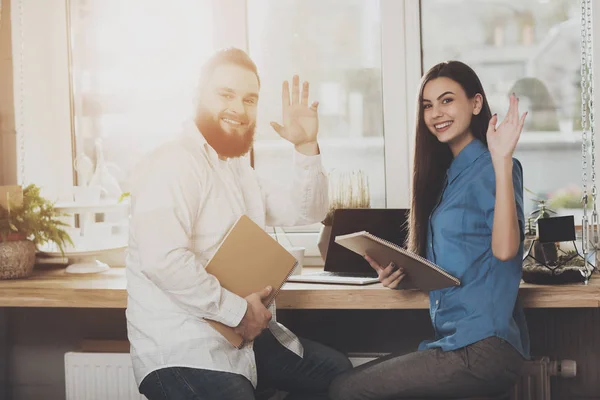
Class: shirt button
435,300,439,305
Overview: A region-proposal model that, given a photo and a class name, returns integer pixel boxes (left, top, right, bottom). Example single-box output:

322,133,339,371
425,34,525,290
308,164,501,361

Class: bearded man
125,48,351,400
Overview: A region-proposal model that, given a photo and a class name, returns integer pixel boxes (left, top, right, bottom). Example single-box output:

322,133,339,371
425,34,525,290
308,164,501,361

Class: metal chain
580,0,596,278
586,0,597,247
17,0,26,187
580,0,590,256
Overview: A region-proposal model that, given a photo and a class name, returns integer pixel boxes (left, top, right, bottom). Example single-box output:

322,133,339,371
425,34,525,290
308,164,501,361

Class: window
62,0,414,260
11,0,599,263
68,0,214,194
421,0,584,217
245,0,415,257
248,0,386,225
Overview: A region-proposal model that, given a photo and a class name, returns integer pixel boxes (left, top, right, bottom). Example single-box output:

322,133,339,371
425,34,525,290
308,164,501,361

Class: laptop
287,208,409,285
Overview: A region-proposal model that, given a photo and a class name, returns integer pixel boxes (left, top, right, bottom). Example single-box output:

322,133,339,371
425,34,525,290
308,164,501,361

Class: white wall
10,0,73,200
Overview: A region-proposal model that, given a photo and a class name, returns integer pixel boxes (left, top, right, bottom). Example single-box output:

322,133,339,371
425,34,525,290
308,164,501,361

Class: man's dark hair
198,47,260,90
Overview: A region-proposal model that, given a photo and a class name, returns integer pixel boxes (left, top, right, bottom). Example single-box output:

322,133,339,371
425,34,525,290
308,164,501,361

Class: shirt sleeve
477,157,525,242
129,146,247,328
259,149,329,227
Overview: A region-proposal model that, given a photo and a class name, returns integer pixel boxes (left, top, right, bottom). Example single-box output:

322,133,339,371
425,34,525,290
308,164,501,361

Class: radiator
510,357,576,400
64,352,575,400
64,352,145,400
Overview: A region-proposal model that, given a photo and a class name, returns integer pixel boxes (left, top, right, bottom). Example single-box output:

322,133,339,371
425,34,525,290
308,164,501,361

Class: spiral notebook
334,231,460,291
204,215,298,348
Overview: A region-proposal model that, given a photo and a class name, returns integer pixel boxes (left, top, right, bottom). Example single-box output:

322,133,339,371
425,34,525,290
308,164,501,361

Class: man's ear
473,93,483,116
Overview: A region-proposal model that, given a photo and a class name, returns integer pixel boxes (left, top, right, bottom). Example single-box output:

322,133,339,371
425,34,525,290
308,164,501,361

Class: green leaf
0,184,73,253
118,192,131,203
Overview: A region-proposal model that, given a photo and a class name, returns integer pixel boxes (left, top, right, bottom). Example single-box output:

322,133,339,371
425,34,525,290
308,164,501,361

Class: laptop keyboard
287,270,380,285
316,271,377,278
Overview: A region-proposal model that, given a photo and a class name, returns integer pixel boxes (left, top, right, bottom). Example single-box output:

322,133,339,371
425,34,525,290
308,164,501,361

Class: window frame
225,0,420,212
246,0,421,260
8,0,600,264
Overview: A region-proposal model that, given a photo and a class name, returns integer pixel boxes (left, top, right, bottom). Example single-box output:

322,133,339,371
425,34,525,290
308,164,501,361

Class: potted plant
0,184,73,279
318,170,370,261
524,187,561,265
547,184,590,223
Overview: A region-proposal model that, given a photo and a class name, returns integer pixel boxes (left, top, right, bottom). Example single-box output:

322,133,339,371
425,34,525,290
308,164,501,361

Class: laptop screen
324,208,410,276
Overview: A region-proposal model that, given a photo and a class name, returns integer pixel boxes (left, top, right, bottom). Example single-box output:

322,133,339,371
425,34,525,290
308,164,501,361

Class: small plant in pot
0,184,73,279
522,188,589,283
318,170,370,261
547,184,590,223
525,188,558,265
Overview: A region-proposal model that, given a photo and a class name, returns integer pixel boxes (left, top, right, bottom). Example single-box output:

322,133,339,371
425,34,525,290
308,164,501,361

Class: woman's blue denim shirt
419,139,530,359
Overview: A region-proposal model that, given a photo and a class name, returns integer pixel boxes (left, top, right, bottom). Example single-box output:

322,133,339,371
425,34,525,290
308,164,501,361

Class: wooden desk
1,267,600,400
0,266,598,309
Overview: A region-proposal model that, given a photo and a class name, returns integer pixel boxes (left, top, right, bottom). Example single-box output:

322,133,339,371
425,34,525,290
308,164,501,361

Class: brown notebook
204,215,298,348
334,231,460,292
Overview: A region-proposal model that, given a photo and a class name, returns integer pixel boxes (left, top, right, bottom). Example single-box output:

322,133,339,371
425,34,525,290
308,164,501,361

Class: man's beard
195,107,256,158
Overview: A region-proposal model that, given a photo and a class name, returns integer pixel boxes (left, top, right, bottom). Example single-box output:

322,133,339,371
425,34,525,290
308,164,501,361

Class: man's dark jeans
139,329,352,400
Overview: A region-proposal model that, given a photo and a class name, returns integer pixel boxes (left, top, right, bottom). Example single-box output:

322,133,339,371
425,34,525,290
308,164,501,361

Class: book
334,231,460,291
204,215,298,348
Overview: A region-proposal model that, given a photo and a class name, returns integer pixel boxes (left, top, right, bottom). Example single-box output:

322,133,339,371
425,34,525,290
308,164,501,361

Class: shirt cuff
216,288,248,328
293,149,323,170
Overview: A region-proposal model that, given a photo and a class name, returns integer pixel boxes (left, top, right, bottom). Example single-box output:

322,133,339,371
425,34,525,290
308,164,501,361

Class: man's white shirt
125,121,328,387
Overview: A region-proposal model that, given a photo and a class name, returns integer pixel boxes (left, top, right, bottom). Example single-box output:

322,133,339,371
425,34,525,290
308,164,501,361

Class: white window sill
517,131,584,150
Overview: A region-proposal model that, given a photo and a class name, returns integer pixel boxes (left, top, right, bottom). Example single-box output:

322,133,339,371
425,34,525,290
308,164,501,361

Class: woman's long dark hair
407,61,492,256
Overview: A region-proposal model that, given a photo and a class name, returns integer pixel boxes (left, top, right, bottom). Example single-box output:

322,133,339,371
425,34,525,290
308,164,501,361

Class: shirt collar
447,139,488,184
182,120,220,167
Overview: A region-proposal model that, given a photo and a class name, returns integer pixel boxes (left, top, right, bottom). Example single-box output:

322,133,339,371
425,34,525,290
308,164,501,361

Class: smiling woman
421,78,487,156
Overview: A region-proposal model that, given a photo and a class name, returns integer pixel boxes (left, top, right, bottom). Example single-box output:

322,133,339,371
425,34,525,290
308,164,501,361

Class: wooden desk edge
0,286,598,309
0,267,598,309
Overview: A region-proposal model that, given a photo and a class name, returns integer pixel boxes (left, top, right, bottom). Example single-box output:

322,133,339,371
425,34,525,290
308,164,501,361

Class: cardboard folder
335,231,460,292
204,215,298,348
